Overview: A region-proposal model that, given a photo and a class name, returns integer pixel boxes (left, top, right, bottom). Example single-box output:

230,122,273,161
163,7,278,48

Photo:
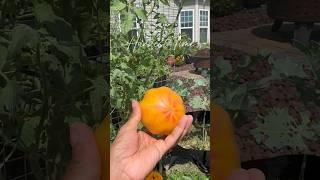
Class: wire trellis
110,70,172,131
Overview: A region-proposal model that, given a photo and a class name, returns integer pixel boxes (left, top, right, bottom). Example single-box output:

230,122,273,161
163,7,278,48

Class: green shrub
242,0,266,8
213,0,242,17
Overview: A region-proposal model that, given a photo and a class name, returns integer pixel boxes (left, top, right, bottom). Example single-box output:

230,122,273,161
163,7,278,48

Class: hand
63,122,101,180
228,168,266,180
110,100,193,180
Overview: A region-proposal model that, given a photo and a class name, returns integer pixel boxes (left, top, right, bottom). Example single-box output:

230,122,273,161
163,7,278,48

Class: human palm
110,100,193,180
63,100,266,180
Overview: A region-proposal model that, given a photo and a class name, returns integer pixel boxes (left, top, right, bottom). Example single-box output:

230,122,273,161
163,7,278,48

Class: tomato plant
110,0,194,122
0,0,108,179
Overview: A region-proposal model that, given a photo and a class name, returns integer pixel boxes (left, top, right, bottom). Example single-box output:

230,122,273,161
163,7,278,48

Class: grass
165,162,209,180
179,122,210,151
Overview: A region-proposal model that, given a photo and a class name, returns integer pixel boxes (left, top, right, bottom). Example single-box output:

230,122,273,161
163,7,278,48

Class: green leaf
238,55,251,67
34,2,74,41
121,11,135,34
48,39,80,63
223,84,248,110
0,44,7,70
134,7,147,21
250,108,317,151
0,81,20,113
155,13,168,24
160,0,170,6
90,76,108,122
269,57,307,78
214,56,232,77
189,96,209,110
292,39,311,55
64,116,80,124
192,78,208,88
111,0,127,11
20,116,41,148
7,25,39,59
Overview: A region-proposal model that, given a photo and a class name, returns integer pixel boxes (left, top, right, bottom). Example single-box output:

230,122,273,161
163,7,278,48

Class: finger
137,116,189,175
122,100,141,131
247,168,266,180
227,168,250,180
154,116,189,156
179,115,193,141
63,122,101,180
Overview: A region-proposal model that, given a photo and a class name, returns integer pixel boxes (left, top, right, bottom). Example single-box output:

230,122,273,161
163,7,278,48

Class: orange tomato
211,104,241,180
145,170,163,180
94,116,109,180
140,86,185,135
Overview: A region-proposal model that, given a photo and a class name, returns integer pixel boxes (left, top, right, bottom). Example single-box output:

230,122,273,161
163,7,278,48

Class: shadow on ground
251,23,320,43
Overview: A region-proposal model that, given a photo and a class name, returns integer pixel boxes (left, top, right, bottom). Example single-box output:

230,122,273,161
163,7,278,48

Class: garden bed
213,43,320,161
213,6,272,32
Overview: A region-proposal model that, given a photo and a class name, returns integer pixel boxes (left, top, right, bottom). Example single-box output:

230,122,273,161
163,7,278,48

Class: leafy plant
0,0,107,179
213,0,242,17
110,0,193,121
250,108,320,151
212,40,320,151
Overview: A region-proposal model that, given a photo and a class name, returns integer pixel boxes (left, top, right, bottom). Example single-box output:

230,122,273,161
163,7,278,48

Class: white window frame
179,9,195,42
118,13,140,36
199,9,209,43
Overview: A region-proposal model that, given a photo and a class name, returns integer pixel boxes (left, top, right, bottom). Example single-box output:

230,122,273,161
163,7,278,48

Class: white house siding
113,0,210,43
180,0,210,43
135,0,180,39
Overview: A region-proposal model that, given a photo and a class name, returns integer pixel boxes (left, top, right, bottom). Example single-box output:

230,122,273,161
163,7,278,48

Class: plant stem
35,43,48,150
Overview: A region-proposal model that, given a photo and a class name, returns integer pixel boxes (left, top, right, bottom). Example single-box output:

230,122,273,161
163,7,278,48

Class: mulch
213,6,273,32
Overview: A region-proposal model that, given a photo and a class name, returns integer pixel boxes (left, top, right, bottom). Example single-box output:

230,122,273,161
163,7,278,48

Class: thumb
63,122,101,180
122,100,141,131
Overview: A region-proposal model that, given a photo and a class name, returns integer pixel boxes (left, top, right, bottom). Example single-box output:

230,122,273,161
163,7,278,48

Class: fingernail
70,123,81,146
132,100,138,107
179,115,187,124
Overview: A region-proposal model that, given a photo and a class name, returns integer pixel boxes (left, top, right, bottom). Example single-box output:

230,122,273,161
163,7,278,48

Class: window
130,17,139,37
119,13,139,38
180,10,194,42
199,10,209,43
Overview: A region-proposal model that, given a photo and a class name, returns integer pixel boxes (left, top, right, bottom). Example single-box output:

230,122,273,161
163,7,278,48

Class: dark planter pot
191,48,210,68
192,56,210,69
161,145,210,175
184,55,193,64
153,75,168,88
242,154,320,179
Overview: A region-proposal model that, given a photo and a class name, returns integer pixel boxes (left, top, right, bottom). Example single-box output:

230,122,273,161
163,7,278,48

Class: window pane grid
199,10,208,27
180,10,193,28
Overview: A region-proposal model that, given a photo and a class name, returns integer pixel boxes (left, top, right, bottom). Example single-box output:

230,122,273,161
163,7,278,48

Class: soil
173,63,194,72
213,6,273,32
